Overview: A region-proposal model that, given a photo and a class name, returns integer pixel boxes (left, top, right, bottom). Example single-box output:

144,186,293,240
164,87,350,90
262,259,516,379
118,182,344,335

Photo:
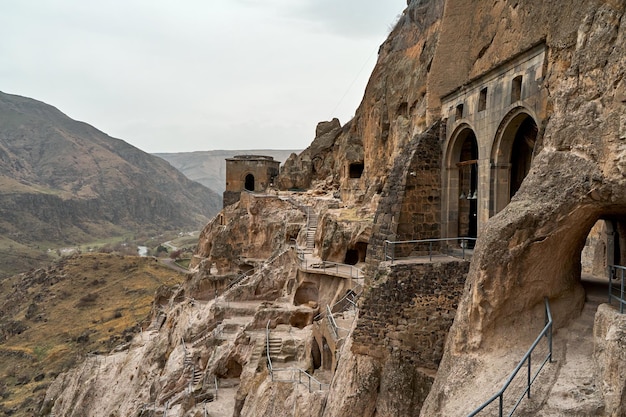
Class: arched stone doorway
444,125,480,242
244,173,255,191
491,109,539,214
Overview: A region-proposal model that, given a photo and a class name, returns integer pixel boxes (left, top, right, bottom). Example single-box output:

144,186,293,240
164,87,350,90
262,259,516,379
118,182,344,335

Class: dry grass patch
0,252,185,416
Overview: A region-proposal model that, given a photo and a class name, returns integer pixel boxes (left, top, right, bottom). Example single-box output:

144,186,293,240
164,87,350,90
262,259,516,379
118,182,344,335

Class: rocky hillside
0,253,186,416
0,91,221,274
155,149,300,195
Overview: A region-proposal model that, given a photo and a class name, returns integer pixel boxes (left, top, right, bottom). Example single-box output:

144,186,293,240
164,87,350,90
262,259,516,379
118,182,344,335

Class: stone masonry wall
352,260,469,370
367,122,442,266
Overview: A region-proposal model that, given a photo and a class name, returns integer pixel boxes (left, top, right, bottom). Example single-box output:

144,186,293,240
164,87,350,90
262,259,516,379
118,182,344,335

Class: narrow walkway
298,251,364,280
533,283,605,416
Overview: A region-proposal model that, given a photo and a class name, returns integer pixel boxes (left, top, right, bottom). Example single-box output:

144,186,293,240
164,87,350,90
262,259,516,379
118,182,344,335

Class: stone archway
443,124,479,241
491,108,539,215
244,173,255,191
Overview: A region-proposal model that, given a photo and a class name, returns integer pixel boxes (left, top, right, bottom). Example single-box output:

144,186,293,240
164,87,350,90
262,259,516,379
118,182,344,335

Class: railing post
391,242,395,264
462,239,466,260
429,242,433,262
499,394,503,417
608,266,612,305
619,269,624,314
527,354,531,398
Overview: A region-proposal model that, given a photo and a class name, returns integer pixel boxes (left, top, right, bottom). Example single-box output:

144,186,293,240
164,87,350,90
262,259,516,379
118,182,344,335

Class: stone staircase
268,336,283,360
192,366,203,386
306,208,318,253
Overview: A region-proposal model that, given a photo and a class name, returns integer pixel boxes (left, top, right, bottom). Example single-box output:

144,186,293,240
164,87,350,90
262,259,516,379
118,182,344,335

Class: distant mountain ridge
155,149,300,194
0,91,221,274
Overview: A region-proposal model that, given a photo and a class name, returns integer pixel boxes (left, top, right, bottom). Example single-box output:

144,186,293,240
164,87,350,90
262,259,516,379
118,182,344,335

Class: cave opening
294,281,319,306
349,162,364,179
311,338,322,370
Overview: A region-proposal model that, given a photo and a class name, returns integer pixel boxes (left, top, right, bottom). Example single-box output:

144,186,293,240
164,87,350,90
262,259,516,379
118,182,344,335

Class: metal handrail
314,287,361,321
608,265,626,314
228,247,291,289
297,252,364,279
384,237,477,263
271,367,329,392
265,320,273,373
467,297,553,417
326,305,339,339
266,320,328,392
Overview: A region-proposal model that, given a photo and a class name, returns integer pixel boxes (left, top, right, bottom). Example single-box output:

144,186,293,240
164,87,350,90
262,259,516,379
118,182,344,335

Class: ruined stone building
222,155,280,207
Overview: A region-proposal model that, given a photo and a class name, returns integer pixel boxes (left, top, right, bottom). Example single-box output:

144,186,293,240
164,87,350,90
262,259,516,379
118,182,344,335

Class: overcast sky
1,1,406,153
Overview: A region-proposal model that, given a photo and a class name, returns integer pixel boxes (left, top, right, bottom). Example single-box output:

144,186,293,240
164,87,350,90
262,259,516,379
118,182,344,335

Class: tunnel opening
581,216,626,309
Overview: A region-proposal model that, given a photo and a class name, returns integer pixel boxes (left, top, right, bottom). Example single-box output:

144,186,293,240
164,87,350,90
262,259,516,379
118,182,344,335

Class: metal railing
266,320,328,392
383,237,477,263
271,367,329,392
608,265,626,314
314,287,361,321
297,251,364,279
228,247,291,289
266,320,273,374
326,305,339,340
467,297,553,417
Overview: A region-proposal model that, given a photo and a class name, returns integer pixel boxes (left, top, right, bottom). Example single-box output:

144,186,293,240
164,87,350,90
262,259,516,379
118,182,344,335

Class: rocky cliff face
279,0,445,205
40,0,626,416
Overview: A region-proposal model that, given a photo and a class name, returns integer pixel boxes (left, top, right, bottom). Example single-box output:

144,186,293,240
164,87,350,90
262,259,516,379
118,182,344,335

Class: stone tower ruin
223,155,280,207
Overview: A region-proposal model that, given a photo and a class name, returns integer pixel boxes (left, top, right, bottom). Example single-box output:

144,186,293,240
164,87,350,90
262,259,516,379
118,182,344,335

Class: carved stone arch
444,122,479,169
443,123,479,240
490,106,540,215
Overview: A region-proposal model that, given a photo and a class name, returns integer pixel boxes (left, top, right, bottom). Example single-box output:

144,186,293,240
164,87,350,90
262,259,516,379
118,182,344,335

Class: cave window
455,103,464,120
349,162,364,179
244,174,255,191
478,88,487,112
511,75,523,104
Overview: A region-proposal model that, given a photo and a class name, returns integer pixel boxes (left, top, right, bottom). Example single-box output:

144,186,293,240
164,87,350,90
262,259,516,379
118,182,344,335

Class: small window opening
511,76,522,104
478,88,487,112
349,162,364,179
455,103,464,120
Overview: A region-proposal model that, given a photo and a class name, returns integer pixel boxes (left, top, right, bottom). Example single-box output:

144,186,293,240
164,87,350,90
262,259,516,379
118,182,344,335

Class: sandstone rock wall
278,0,445,205
192,193,306,275
422,1,626,415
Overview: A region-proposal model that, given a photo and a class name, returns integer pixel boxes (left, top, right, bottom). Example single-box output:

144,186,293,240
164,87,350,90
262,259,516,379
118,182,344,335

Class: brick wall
352,260,469,370
367,123,442,265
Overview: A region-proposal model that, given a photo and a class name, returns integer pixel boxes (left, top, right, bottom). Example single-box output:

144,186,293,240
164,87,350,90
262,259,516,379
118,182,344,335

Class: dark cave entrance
349,162,364,179
311,338,322,370
344,242,368,265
